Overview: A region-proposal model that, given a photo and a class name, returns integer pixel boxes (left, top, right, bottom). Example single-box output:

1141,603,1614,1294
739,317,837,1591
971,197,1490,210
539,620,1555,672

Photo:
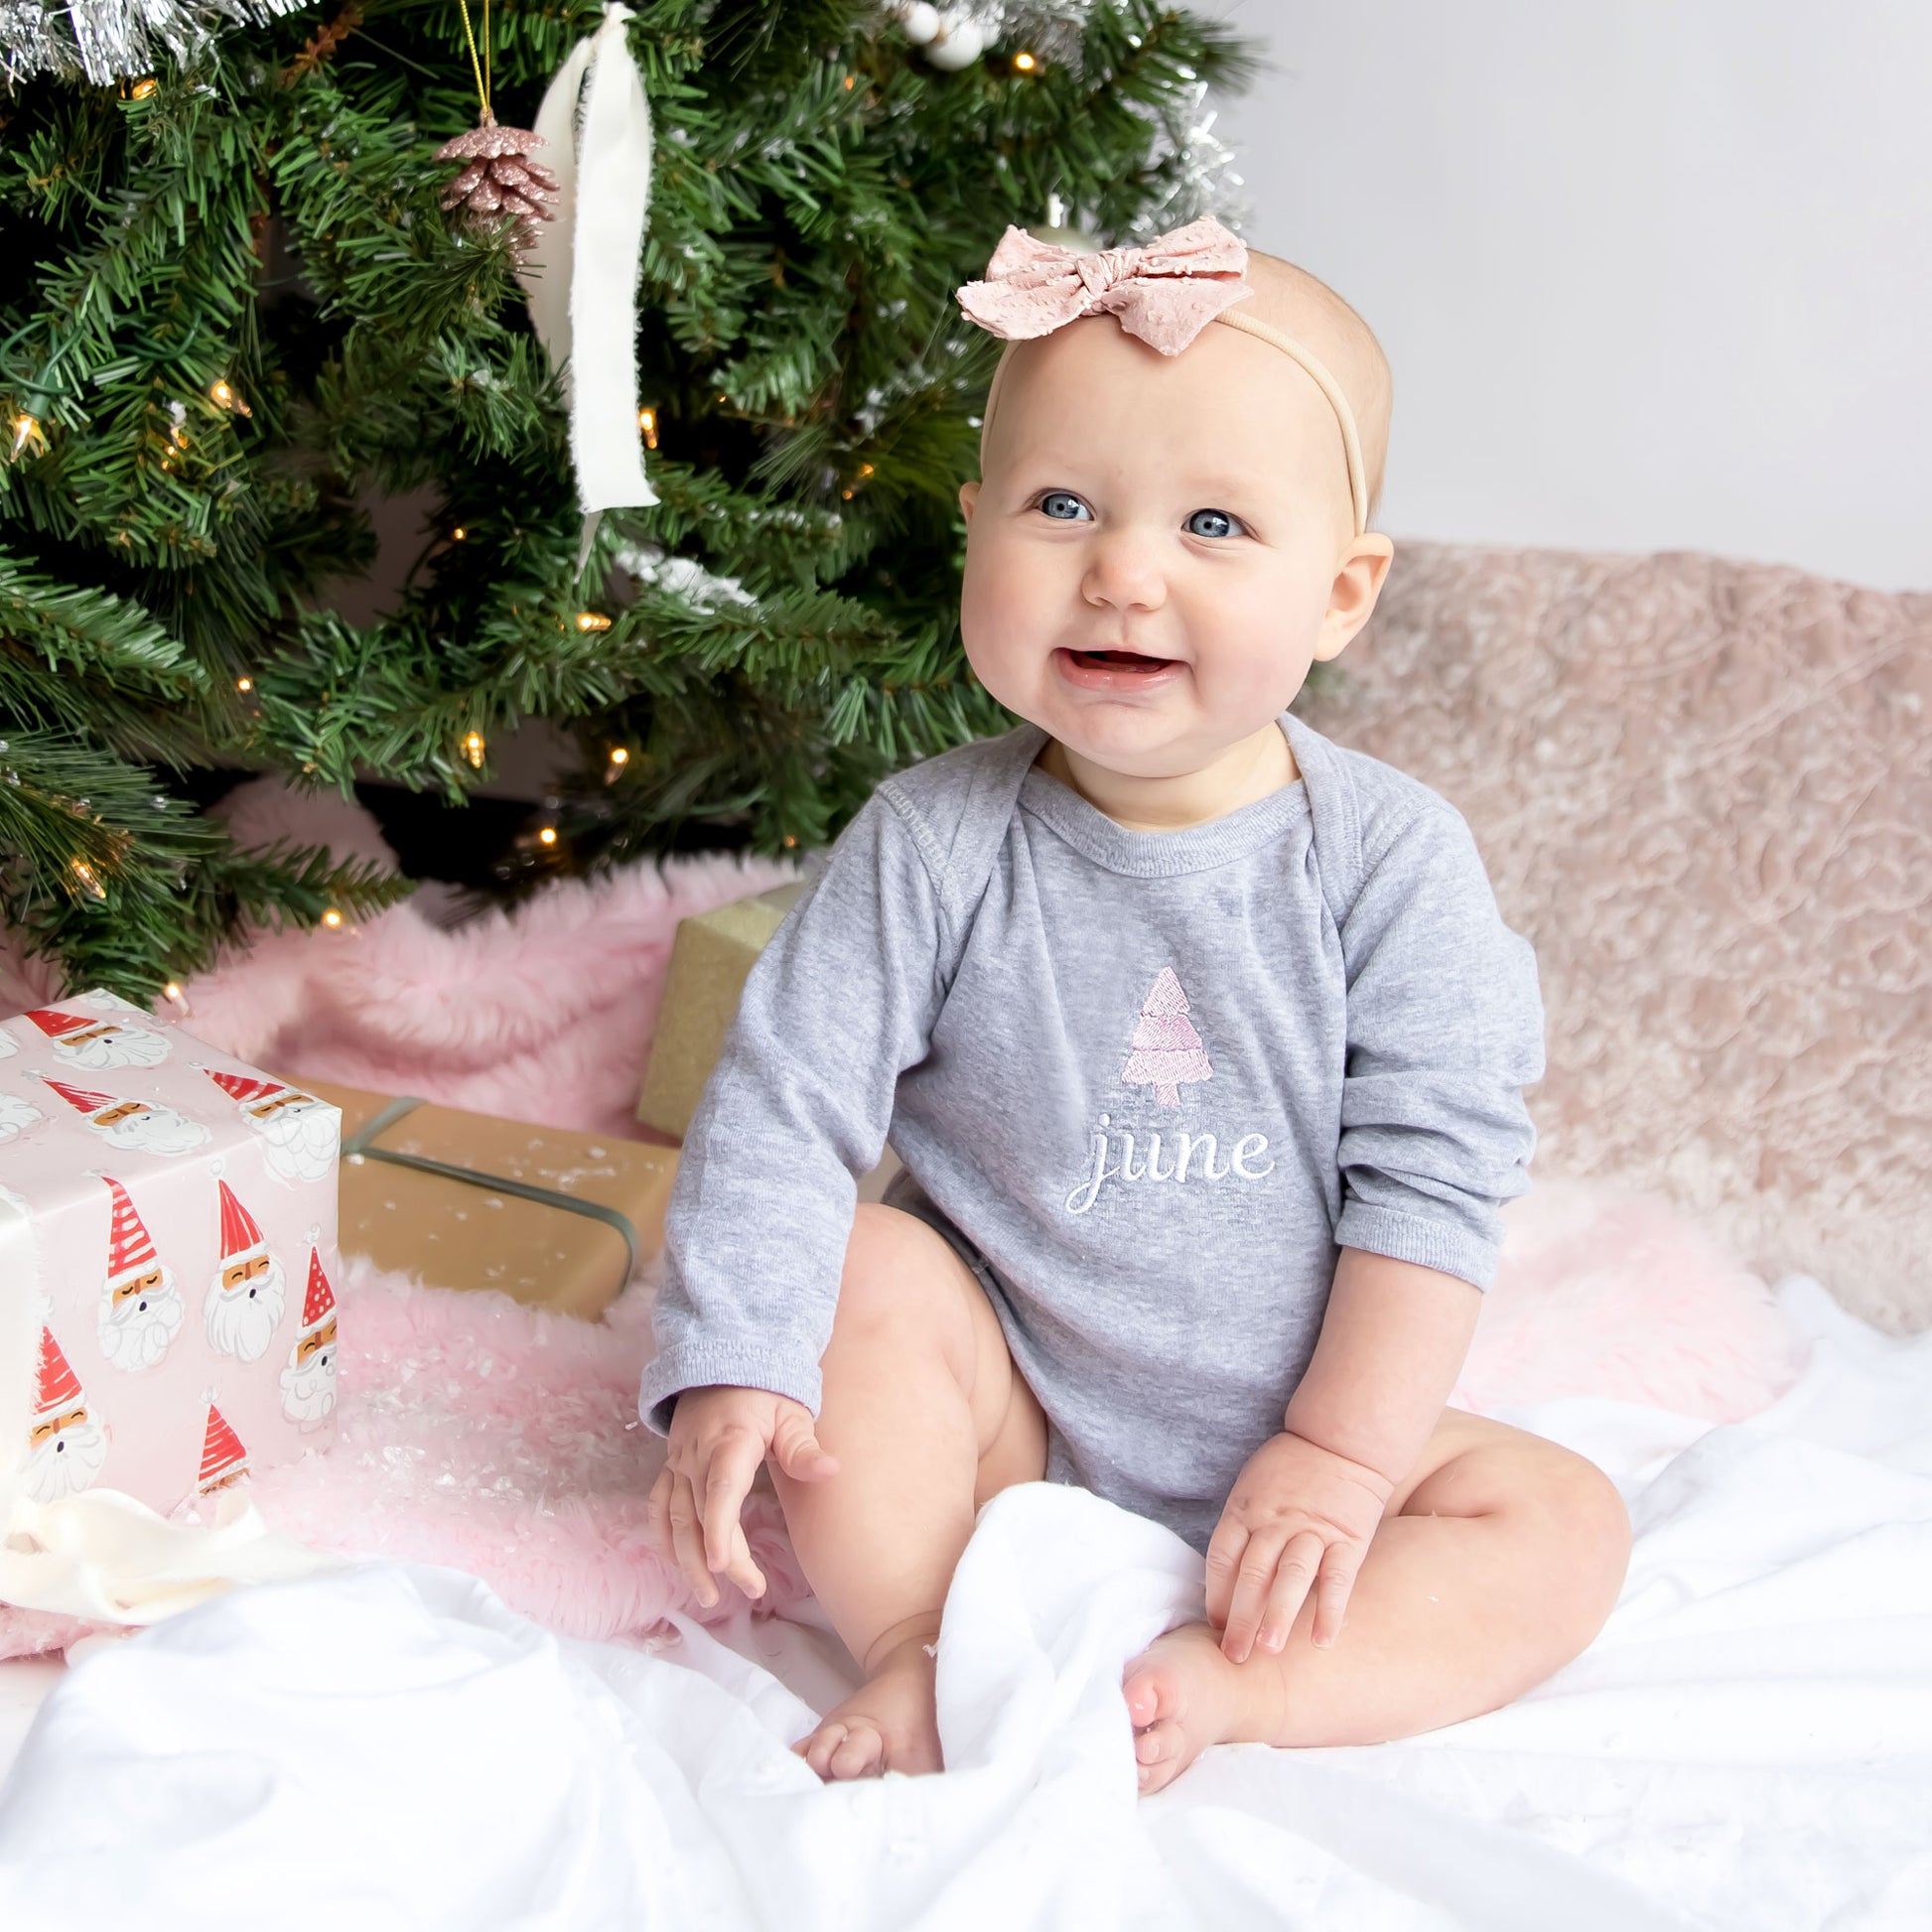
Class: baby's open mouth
1067,648,1177,671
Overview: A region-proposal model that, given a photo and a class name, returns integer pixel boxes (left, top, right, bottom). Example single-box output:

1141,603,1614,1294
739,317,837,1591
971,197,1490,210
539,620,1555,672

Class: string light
128,76,157,97
208,378,252,417
452,526,468,541
10,414,45,460
608,747,629,766
70,860,107,899
464,731,486,768
235,676,253,693
637,407,658,448
538,827,558,846
575,611,613,632
1014,51,1037,70
322,909,344,929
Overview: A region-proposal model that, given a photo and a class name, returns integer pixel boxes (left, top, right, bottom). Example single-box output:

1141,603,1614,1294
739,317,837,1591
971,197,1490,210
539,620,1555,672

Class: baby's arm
638,783,949,1591
1209,801,1544,1662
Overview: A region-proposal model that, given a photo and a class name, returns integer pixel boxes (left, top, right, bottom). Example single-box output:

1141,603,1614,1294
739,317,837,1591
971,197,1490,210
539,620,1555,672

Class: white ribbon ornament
515,1,658,575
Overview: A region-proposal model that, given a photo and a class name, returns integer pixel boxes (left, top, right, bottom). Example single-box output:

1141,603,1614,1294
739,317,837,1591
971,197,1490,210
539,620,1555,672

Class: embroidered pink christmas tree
1120,966,1213,1108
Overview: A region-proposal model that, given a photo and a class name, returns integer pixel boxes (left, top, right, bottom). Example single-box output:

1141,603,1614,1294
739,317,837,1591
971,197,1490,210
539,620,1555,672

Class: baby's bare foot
791,1624,944,1781
1122,1620,1261,1796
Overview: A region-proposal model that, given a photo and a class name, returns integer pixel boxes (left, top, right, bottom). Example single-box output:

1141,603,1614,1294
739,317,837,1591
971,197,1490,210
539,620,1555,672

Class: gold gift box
636,880,807,1140
311,1081,678,1320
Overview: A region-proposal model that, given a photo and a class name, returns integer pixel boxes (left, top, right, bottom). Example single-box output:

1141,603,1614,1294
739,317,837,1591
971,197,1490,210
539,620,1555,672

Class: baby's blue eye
1185,508,1245,539
1037,490,1090,521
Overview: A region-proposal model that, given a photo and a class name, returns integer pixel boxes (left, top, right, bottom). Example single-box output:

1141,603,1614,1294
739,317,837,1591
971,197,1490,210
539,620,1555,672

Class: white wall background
1201,2,1931,590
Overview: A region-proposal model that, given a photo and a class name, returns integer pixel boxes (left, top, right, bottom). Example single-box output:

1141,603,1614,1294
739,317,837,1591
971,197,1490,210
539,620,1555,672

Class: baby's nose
1082,530,1169,612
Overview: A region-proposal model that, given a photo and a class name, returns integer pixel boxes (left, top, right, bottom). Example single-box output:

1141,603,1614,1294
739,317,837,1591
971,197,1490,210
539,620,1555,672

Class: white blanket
1,1277,1927,1931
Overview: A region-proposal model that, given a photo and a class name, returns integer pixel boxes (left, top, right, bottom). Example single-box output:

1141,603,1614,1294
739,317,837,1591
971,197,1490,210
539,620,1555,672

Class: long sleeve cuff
1333,1199,1500,1294
637,1339,825,1438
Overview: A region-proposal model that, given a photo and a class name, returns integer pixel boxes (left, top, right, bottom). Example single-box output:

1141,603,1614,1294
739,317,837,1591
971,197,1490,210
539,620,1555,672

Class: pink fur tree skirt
0,774,1808,1659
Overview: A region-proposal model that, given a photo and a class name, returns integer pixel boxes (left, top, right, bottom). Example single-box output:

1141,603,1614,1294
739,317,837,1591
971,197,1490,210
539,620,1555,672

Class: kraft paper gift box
637,880,807,1140
0,990,342,1522
310,1081,678,1320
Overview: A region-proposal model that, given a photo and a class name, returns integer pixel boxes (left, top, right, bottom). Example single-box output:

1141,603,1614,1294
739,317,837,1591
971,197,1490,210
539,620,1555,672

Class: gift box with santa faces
0,989,341,1518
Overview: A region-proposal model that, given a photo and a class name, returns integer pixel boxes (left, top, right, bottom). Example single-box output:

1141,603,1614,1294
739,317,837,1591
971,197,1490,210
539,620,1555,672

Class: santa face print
97,1261,185,1372
280,1314,339,1427
39,1018,172,1071
242,1090,337,1185
0,1090,43,1145
78,1096,210,1157
24,1403,108,1503
205,1249,288,1363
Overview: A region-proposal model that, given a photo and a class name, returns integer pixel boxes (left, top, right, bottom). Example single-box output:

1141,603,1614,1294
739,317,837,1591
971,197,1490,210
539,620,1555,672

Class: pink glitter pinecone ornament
435,113,560,262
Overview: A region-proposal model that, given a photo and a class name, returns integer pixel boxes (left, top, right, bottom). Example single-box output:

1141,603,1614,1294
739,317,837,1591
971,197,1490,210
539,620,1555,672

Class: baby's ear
1314,534,1396,662
958,480,980,523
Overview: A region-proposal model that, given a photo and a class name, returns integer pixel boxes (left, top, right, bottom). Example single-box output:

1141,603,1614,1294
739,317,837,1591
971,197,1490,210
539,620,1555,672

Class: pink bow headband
954,214,1370,538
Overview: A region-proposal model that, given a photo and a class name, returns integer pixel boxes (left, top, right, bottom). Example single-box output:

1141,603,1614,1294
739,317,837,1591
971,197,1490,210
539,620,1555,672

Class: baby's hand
1205,1430,1395,1662
646,1385,839,1608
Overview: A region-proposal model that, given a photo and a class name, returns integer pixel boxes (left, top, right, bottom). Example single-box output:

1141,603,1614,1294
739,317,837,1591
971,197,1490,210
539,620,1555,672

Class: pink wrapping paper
0,990,340,1517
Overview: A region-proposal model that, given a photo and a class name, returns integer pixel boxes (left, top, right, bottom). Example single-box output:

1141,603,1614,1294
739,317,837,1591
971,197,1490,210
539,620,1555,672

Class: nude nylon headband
977,308,1371,539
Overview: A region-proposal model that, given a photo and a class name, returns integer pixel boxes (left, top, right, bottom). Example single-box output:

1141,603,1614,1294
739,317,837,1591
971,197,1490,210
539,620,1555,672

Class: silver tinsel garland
1,0,309,87
874,0,1249,240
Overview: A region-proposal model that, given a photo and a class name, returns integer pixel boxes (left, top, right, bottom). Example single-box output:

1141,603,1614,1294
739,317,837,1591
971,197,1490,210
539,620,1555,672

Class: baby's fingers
721,1517,767,1601
644,1464,675,1561
1202,1519,1250,1633
1246,1530,1326,1660
700,1430,762,1575
666,1471,718,1607
1308,1546,1362,1649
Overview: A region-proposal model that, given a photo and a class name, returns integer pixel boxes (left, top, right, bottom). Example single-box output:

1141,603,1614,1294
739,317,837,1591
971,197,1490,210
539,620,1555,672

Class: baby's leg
769,1201,1047,1780
1124,1408,1631,1793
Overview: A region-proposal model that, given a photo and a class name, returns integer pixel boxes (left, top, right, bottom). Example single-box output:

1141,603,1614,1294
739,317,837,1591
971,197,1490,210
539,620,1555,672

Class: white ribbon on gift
0,1477,342,1631
515,0,659,577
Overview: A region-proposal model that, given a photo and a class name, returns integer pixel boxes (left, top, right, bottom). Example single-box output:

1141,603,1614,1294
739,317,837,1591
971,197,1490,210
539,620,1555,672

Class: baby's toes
827,1721,886,1780
1122,1649,1181,1729
796,1722,849,1778
1134,1719,1190,1795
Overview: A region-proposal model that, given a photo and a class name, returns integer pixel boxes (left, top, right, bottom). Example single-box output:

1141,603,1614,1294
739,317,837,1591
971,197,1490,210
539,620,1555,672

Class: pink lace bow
954,213,1253,355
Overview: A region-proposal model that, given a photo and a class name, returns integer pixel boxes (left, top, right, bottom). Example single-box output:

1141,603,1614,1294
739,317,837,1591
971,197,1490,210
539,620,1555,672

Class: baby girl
641,215,1632,1794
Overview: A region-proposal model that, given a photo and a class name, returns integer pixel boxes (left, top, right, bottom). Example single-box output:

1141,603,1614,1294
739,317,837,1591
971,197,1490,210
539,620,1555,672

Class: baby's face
958,316,1386,782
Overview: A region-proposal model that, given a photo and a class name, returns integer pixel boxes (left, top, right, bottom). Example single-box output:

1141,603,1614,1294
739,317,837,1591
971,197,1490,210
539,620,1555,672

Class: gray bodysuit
638,708,1546,1553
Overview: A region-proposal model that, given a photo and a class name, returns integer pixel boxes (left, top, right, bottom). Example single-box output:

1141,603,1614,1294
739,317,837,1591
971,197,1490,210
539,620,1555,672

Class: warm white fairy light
538,826,558,846
70,860,107,899
235,676,252,693
322,908,344,929
576,611,613,632
637,407,657,449
464,731,486,768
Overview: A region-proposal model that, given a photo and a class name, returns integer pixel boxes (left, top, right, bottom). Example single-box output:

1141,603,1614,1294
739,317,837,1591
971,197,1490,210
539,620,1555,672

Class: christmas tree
1120,963,1210,1107
0,0,1262,1002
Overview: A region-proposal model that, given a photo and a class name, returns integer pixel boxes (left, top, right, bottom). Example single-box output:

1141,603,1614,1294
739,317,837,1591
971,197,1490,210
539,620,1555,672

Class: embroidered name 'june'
1063,965,1275,1215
